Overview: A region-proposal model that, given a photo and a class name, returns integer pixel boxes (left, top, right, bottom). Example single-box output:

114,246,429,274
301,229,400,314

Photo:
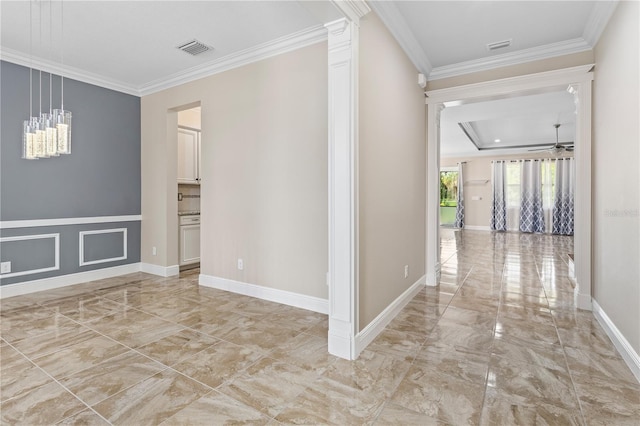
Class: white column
426,103,444,286
326,18,359,360
569,82,593,310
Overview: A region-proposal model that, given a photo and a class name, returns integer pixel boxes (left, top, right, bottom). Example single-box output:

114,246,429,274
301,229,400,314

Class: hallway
1,230,638,424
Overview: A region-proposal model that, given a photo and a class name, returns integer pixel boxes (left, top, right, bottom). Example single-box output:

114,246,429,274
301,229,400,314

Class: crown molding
429,38,592,81
374,0,617,82
0,47,140,96
2,25,328,97
368,0,432,76
582,0,619,47
426,64,594,104
458,121,481,148
138,25,327,96
330,0,371,25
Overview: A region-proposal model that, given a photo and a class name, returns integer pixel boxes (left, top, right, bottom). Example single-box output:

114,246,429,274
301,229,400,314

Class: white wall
141,42,328,299
358,12,426,329
593,0,640,354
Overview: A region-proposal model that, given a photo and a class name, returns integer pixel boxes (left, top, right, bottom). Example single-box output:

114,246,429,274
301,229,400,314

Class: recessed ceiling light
494,139,501,143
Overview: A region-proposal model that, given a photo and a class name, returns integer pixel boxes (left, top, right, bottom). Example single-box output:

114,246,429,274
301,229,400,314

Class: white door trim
425,64,594,309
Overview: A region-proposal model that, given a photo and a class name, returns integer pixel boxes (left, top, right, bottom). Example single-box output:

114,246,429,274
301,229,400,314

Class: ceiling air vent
486,39,512,51
176,39,212,56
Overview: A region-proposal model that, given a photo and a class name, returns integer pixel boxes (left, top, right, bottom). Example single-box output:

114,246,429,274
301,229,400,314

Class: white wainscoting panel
79,228,128,267
0,233,60,279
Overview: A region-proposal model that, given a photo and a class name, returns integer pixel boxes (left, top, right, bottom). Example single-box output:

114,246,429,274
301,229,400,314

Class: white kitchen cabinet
179,215,200,266
177,127,201,184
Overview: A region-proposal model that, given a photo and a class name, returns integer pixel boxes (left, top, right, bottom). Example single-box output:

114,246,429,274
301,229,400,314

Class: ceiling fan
530,123,574,154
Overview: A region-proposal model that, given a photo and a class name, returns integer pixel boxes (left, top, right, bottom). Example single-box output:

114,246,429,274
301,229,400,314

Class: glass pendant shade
42,113,59,156
34,117,47,158
22,120,38,159
53,109,71,155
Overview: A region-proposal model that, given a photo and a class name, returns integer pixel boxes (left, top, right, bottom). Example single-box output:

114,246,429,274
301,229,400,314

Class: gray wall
1,60,141,286
1,61,140,220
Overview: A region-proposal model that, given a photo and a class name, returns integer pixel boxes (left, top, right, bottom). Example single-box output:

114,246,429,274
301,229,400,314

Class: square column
326,18,359,359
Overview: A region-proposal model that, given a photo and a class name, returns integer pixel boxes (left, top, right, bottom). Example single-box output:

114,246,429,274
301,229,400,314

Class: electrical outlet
404,265,409,279
152,246,157,256
1,261,11,274
237,258,244,270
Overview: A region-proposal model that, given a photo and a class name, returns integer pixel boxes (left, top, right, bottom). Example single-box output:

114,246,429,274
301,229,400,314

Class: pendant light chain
39,0,42,118
60,0,64,110
49,0,53,115
23,0,36,160
29,1,33,119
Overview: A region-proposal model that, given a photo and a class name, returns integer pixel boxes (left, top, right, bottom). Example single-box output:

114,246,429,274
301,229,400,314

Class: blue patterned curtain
490,161,507,231
553,158,575,235
454,163,464,228
519,160,545,233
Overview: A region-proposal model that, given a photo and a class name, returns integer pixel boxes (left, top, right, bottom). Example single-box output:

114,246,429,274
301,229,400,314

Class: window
440,170,458,207
440,169,458,226
506,162,521,208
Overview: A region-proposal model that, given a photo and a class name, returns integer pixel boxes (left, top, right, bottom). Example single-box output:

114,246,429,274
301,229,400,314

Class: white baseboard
575,290,592,311
592,299,640,384
199,274,328,314
568,257,575,280
354,275,426,357
328,334,353,359
464,225,491,231
140,263,180,278
0,263,141,299
426,264,440,287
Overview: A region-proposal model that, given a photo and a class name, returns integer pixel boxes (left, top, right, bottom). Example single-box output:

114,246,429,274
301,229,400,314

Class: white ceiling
0,1,341,95
370,0,616,79
0,1,617,157
370,0,616,157
396,1,594,69
440,91,577,158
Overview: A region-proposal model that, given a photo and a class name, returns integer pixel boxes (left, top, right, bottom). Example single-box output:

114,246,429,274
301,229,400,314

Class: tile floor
1,230,638,425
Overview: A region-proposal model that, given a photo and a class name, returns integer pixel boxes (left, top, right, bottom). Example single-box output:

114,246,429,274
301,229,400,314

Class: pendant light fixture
22,0,72,160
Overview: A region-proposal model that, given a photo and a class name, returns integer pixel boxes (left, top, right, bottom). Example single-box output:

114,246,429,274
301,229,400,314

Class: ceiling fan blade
528,147,551,152
565,146,575,151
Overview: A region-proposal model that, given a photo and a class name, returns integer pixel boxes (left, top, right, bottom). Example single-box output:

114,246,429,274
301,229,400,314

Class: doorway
173,104,202,273
425,65,593,310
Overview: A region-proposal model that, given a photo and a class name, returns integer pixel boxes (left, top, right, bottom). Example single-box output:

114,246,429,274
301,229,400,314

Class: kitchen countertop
178,211,200,216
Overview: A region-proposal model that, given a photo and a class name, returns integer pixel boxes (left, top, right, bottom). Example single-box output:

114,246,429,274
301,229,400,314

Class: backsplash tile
178,185,200,213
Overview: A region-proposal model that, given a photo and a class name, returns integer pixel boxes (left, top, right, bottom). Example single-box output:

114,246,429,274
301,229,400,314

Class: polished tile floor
1,230,638,425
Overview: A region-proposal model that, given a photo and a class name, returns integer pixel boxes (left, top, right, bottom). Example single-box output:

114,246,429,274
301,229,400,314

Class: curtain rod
491,158,573,163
